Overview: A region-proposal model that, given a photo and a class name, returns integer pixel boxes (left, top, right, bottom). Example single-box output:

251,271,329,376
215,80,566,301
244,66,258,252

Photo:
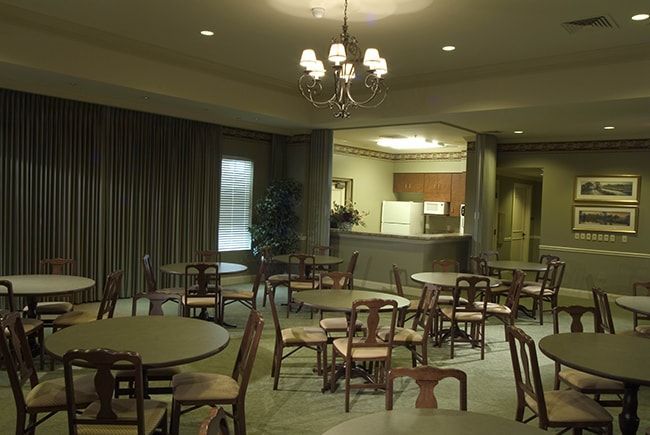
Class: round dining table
46,316,230,369
160,261,247,276
616,296,650,317
273,254,343,266
487,260,547,273
0,274,96,318
410,272,501,289
539,332,650,435
294,289,411,312
323,408,547,434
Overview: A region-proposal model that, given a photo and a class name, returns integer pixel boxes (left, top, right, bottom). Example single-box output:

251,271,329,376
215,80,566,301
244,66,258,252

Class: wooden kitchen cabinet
423,173,452,201
393,173,424,193
449,172,466,217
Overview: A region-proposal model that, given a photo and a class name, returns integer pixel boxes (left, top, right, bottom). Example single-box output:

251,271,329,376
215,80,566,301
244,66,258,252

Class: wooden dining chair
0,311,97,435
266,284,328,390
386,365,467,410
220,256,267,323
197,250,221,289
142,254,185,296
392,264,420,325
0,280,46,369
34,257,75,322
182,263,219,321
479,251,502,278
506,325,613,434
486,269,526,340
552,305,624,407
520,260,566,325
199,407,230,435
52,270,123,332
171,310,265,435
632,281,650,330
311,245,332,273
440,276,490,359
378,284,441,366
63,348,168,435
591,287,617,335
317,272,366,337
286,254,318,317
331,298,398,412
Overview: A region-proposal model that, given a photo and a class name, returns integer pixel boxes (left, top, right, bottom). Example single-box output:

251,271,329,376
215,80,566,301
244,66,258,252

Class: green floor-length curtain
0,89,221,302
305,129,333,249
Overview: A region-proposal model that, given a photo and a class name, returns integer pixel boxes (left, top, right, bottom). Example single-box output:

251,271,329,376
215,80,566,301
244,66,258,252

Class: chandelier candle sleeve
297,0,388,119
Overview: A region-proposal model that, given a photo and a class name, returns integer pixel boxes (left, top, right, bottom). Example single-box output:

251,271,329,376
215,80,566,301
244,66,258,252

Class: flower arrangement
330,202,368,230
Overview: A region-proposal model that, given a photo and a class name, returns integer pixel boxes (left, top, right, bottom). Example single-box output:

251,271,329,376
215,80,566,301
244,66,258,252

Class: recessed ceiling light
200,30,215,36
442,45,456,52
143,96,150,100
377,136,443,150
631,13,649,21
513,130,524,134
603,126,615,130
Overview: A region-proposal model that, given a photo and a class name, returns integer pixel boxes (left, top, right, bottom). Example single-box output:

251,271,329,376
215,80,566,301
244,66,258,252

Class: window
218,158,254,251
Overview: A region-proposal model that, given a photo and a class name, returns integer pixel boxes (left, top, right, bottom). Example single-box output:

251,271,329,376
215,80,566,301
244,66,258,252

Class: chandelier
298,0,388,119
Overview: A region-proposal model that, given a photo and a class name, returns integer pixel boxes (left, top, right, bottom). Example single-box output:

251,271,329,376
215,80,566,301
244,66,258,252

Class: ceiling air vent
562,15,618,34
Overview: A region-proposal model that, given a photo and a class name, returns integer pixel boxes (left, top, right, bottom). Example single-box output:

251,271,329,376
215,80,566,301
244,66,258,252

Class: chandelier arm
342,75,388,108
298,74,338,108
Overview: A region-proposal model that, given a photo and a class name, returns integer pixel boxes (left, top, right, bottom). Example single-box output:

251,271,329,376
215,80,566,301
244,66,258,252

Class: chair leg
38,327,45,371
344,358,351,412
515,401,525,422
449,320,456,359
27,413,36,435
316,346,322,375
538,297,544,325
170,399,181,435
233,401,246,435
273,345,283,390
330,349,337,392
321,344,328,391
480,321,486,360
15,410,26,435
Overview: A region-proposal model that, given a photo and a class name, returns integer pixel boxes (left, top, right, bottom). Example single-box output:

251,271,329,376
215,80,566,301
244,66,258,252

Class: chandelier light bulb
363,48,381,68
308,61,326,79
300,49,318,69
341,63,356,82
375,58,388,77
328,43,347,65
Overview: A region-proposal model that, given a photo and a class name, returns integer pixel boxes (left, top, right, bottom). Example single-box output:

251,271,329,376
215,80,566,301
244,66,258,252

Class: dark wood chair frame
35,257,76,323
171,310,265,435
632,282,650,329
392,264,418,326
591,287,616,335
182,263,219,322
220,257,267,323
330,298,398,412
520,260,566,325
63,348,168,435
506,325,613,434
486,269,526,341
386,365,467,410
286,254,317,317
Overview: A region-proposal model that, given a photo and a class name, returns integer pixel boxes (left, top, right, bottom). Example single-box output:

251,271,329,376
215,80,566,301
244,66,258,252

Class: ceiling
0,0,649,144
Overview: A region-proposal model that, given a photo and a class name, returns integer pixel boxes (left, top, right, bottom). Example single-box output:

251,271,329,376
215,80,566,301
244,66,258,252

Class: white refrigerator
381,201,424,235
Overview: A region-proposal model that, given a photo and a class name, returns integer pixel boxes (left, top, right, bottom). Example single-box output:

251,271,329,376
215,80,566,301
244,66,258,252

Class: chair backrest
0,311,39,411
345,251,360,275
320,271,352,289
197,250,220,262
506,326,549,428
347,299,397,359
199,407,230,435
142,254,158,293
553,305,599,334
504,269,526,311
432,259,460,273
250,256,268,296
538,260,565,295
64,348,147,434
132,292,180,316
591,287,616,334
479,250,499,261
386,366,467,410
265,284,283,343
311,245,331,256
185,263,217,297
231,310,265,398
0,279,18,312
409,284,441,336
536,255,560,280
451,276,490,320
97,270,123,320
469,256,489,275
288,254,317,288
392,264,406,297
40,257,75,275
633,281,650,296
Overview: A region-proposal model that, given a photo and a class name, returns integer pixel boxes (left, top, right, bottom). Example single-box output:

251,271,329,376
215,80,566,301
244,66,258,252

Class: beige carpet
1,288,648,434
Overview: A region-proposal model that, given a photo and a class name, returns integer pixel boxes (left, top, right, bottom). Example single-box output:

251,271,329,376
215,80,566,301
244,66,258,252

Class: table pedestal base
619,383,639,435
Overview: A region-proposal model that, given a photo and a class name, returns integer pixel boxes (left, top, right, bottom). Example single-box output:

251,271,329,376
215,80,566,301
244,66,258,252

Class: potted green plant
248,179,302,257
330,202,368,230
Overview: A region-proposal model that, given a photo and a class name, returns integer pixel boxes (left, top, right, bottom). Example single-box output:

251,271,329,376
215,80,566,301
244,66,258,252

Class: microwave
423,201,449,215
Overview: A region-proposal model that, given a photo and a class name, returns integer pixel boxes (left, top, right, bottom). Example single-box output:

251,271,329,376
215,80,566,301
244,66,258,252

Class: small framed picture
573,205,638,234
575,175,640,203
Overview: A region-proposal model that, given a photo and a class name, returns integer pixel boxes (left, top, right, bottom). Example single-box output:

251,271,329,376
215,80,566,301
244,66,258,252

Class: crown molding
0,4,295,95
334,144,466,161
498,138,650,153
391,42,650,90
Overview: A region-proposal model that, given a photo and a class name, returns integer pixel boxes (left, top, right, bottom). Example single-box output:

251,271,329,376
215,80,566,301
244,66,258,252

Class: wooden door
509,183,532,261
423,173,451,201
449,173,466,217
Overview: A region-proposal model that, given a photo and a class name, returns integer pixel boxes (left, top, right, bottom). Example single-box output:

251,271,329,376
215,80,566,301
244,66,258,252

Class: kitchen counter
330,229,471,291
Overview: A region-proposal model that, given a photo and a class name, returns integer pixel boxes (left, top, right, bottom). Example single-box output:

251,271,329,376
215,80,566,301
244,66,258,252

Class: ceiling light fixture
603,126,615,130
514,130,524,134
442,45,456,51
200,30,214,36
376,136,443,150
631,13,649,21
298,0,387,119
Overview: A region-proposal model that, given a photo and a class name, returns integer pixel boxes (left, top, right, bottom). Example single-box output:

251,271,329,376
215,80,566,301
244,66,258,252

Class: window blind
218,158,254,251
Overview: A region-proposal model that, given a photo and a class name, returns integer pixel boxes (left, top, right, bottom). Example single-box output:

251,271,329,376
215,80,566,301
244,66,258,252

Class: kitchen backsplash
425,215,460,234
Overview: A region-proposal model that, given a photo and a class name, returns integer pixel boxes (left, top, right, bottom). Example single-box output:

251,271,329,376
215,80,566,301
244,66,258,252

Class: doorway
510,183,532,261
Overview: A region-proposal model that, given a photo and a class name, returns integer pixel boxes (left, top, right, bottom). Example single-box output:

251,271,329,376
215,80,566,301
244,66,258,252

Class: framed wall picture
573,205,638,233
574,175,640,203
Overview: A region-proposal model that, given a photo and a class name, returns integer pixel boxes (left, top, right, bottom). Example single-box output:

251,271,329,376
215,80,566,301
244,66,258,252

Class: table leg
619,383,640,435
25,296,38,318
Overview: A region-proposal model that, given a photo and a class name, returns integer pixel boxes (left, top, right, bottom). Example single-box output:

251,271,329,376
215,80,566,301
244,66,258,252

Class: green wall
498,148,650,294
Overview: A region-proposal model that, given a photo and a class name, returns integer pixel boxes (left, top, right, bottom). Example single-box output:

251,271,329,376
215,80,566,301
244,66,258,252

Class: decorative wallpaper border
334,144,467,161
222,126,272,142
467,138,650,153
